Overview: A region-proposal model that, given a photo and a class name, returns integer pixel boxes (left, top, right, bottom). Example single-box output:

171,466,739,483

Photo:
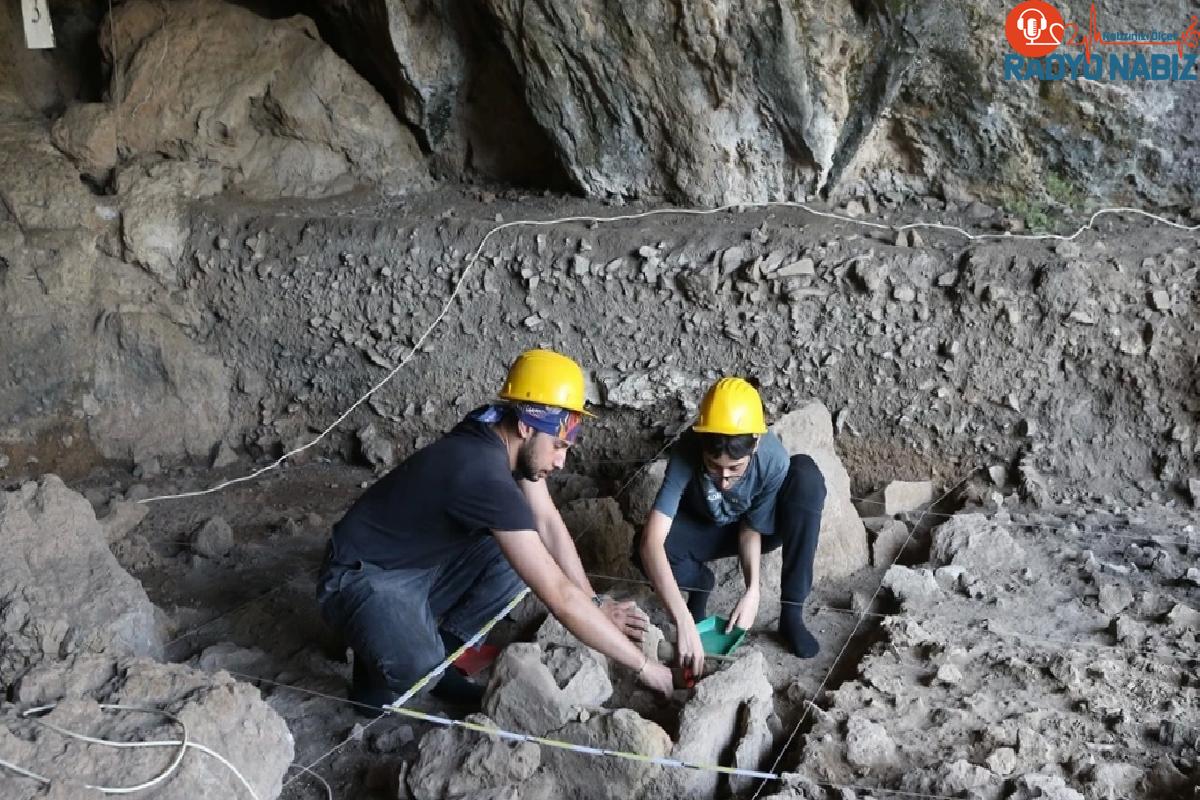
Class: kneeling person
318,349,672,711
634,378,827,677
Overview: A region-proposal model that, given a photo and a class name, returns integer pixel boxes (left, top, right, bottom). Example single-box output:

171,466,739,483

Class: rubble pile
788,505,1200,800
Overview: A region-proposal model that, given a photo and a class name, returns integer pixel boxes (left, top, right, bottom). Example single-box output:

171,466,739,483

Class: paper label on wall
22,0,56,49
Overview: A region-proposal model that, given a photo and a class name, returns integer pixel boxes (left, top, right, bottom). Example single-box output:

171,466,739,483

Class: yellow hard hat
499,348,594,415
692,377,767,435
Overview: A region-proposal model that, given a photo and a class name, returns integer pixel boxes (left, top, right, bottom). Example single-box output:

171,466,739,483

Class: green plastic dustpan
696,615,747,656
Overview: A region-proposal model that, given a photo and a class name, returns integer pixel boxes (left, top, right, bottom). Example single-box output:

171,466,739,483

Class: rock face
100,0,427,200
315,0,1198,207
3,655,293,800
0,477,164,686
485,0,851,203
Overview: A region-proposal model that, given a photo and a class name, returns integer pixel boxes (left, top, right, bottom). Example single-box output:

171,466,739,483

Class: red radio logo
1006,0,1065,58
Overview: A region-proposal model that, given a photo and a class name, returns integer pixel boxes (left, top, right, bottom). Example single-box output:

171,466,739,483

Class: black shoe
780,606,820,659
430,666,485,707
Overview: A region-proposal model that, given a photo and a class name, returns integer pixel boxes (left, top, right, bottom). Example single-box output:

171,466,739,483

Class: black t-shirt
329,413,536,570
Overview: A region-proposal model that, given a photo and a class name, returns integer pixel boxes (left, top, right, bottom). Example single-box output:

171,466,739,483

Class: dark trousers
315,535,524,708
634,454,826,610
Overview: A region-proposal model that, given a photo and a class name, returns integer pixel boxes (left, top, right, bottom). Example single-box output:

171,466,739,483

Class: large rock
931,514,1027,573
0,112,100,230
562,497,639,580
114,159,223,285
3,654,293,800
409,714,544,800
88,311,232,462
663,649,775,799
772,401,870,581
542,709,672,800
101,0,427,200
484,639,611,736
0,477,164,686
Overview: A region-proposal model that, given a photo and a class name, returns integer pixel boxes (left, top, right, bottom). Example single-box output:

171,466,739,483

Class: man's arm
639,510,706,676
520,478,649,642
519,478,594,595
493,528,672,695
727,523,762,633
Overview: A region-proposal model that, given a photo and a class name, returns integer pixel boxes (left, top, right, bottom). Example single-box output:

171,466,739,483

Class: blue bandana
473,403,582,443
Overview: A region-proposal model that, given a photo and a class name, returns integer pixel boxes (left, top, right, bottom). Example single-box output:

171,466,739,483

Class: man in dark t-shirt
317,349,673,710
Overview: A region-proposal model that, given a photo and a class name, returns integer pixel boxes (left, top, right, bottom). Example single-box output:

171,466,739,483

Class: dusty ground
65,445,1200,799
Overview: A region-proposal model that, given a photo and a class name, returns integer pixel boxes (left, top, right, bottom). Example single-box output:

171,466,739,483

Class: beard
515,437,543,482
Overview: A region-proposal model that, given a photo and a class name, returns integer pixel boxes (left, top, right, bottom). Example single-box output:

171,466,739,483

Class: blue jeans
633,454,826,610
315,535,525,707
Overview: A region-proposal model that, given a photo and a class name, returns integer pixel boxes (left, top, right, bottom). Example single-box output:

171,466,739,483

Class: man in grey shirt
633,378,826,676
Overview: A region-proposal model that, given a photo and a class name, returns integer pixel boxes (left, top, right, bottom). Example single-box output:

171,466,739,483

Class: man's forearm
538,516,597,596
738,525,762,590
641,512,692,624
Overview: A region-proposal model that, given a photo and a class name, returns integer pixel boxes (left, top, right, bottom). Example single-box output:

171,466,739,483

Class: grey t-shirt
651,431,790,533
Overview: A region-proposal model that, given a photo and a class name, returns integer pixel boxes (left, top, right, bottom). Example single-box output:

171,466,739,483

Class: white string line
752,468,980,799
226,670,966,800
137,202,1198,506
0,703,261,800
280,586,532,791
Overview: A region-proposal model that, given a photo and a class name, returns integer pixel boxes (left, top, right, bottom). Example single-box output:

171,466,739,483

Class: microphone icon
1018,9,1046,43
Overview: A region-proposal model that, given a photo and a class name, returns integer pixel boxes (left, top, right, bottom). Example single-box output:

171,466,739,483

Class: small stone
892,284,917,303
845,715,897,769
1166,603,1200,631
894,229,910,247
1017,418,1038,437
936,663,963,684
988,465,1007,485
986,747,1018,776
844,200,865,218
1188,478,1200,508
774,258,815,278
909,230,924,247
936,270,958,287
883,480,934,515
1150,289,1171,311
192,516,235,559
1098,583,1133,616
883,565,942,604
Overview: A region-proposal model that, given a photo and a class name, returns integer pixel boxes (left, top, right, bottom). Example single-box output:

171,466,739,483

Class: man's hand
675,616,706,678
636,660,674,696
726,586,760,633
602,598,649,643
